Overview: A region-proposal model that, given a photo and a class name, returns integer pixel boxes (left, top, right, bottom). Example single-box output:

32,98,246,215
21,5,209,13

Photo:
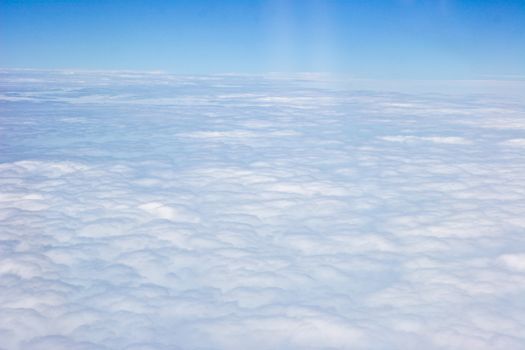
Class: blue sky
1,0,524,78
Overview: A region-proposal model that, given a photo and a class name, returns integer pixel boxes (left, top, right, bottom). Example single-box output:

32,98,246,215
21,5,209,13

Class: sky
1,0,525,77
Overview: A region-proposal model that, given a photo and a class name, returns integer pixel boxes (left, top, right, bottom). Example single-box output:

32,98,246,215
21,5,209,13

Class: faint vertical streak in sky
264,0,295,71
263,0,336,72
307,0,336,72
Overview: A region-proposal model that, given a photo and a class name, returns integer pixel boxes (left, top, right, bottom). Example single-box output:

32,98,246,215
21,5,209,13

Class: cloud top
1,70,525,349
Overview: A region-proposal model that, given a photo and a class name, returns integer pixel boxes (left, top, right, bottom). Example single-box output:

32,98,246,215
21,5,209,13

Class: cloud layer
1,70,525,349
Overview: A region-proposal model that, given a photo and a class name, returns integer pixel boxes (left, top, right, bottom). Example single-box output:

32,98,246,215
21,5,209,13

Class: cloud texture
1,70,525,349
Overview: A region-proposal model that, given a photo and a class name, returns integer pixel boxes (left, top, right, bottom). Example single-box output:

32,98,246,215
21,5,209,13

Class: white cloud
1,70,525,349
380,135,472,144
502,138,525,147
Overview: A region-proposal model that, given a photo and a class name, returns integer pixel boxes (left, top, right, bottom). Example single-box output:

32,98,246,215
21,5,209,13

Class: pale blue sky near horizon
1,0,524,79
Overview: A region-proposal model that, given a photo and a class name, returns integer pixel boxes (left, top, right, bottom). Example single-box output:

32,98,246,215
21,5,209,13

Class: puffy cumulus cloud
1,69,525,349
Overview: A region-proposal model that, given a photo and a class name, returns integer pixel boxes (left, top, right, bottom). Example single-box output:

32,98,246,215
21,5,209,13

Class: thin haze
1,0,525,78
